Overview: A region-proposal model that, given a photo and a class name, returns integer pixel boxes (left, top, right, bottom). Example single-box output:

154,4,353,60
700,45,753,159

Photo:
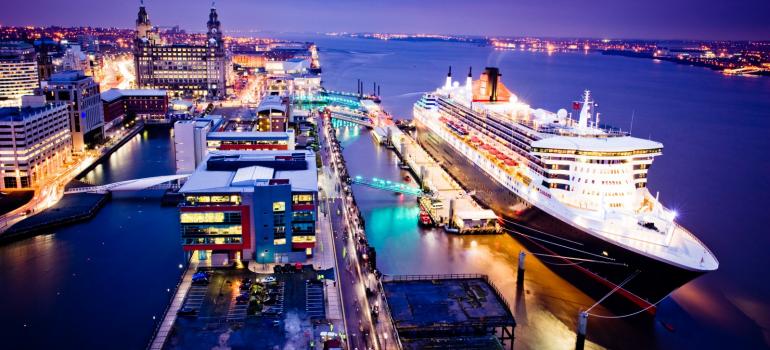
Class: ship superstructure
414,67,718,306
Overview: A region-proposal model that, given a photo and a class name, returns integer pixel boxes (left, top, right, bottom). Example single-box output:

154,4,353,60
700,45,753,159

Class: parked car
261,276,276,283
177,307,198,317
236,292,250,304
262,307,282,316
192,274,209,285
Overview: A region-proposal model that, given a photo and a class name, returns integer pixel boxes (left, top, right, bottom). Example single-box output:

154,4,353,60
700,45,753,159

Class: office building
0,42,39,107
178,151,318,264
133,3,227,99
174,115,295,174
256,95,288,132
0,96,71,189
101,89,168,131
40,70,105,152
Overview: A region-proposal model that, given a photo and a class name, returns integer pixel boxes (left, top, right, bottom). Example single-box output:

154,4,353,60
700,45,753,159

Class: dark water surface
0,127,185,349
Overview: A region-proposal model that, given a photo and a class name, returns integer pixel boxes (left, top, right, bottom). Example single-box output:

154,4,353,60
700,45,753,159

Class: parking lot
163,265,328,350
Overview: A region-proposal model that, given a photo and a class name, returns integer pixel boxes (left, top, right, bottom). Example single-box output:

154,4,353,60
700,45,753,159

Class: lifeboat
504,159,518,167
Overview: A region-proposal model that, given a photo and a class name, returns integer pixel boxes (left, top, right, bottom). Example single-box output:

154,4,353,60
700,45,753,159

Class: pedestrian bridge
64,174,191,194
350,175,428,197
328,109,374,128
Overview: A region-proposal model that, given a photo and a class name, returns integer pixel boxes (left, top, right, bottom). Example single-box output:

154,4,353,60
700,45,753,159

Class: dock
381,274,515,350
0,192,110,243
372,125,498,233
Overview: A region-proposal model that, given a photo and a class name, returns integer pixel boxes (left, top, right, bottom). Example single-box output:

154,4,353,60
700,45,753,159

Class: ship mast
578,90,594,129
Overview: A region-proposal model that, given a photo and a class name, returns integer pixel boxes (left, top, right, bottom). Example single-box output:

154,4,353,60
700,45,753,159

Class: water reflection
0,126,182,350
336,126,613,349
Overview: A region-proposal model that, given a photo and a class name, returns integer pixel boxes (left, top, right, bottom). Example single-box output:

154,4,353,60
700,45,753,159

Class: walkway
148,259,199,350
64,174,190,194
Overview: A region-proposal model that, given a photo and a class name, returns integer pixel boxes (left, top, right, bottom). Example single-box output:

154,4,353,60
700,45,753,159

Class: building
264,58,311,75
178,151,318,264
0,42,39,107
256,95,288,132
0,97,71,189
173,116,221,174
34,39,57,82
101,89,168,131
133,3,227,99
40,70,105,152
173,115,295,174
206,130,295,151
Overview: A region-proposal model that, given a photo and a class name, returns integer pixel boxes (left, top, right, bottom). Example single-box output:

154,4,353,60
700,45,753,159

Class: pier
382,274,515,350
371,125,498,233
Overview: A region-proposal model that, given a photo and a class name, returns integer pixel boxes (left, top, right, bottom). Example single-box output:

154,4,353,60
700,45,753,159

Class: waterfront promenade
320,112,405,350
0,121,146,235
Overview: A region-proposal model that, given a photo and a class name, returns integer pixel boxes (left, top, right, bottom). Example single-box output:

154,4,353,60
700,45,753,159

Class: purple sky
1,0,768,40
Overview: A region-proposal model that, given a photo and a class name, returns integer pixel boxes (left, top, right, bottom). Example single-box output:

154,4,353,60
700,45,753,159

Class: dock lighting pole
517,251,526,287
576,311,588,350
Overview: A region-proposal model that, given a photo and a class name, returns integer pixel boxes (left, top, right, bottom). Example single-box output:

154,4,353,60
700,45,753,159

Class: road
318,112,401,350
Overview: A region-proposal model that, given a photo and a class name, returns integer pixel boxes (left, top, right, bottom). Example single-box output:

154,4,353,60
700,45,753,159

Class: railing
145,256,192,350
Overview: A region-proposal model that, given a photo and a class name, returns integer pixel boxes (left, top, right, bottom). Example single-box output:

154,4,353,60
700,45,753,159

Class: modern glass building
178,150,318,265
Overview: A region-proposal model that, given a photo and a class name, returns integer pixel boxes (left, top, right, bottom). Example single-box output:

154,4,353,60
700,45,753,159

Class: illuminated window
291,235,316,243
180,212,224,223
273,201,286,212
273,238,286,245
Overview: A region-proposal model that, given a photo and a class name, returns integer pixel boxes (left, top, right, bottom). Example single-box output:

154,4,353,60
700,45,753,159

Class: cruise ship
413,67,718,311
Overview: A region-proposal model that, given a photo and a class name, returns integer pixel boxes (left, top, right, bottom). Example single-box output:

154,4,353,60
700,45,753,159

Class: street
317,112,401,350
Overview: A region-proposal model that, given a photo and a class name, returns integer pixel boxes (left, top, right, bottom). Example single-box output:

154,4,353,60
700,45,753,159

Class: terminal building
0,42,39,108
0,97,71,189
133,3,227,99
178,151,318,265
39,70,105,152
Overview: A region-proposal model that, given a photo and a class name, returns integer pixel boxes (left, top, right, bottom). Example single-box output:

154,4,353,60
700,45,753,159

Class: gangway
328,109,374,128
64,174,191,194
350,175,429,197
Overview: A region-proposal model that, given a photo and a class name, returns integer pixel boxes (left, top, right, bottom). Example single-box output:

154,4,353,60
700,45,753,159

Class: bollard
576,311,588,350
517,251,526,287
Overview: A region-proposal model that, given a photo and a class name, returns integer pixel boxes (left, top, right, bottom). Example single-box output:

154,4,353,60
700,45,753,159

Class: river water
301,34,770,349
0,35,768,349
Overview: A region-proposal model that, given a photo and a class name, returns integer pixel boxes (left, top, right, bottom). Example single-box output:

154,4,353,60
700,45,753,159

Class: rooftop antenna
211,0,216,8
629,110,635,135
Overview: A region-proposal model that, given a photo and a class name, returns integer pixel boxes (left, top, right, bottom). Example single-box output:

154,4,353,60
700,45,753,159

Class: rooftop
383,275,515,332
49,70,91,83
0,103,64,122
179,150,317,194
101,88,167,102
532,135,663,153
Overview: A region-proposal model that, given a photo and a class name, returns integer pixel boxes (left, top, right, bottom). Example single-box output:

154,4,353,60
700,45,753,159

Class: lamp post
260,251,267,271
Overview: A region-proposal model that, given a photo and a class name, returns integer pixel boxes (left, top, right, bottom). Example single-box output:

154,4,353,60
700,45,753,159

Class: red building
101,89,168,131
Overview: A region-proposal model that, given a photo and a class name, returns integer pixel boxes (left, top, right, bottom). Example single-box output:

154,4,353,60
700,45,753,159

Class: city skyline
1,0,769,41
